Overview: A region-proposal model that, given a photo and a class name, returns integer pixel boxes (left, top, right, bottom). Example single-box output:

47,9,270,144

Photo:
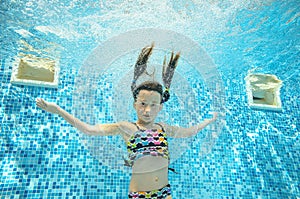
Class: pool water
1,0,299,198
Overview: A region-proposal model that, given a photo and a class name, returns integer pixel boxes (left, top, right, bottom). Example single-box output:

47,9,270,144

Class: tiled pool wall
1,0,299,198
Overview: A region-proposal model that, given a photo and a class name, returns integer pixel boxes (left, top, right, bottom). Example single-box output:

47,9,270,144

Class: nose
144,105,151,112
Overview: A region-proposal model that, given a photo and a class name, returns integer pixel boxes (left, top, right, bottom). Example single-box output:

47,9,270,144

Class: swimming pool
1,0,299,198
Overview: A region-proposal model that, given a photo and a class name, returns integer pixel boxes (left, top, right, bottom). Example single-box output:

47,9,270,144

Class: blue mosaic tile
1,1,299,198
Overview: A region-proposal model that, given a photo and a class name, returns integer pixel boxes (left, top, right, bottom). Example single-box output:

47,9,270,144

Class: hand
36,98,60,114
210,112,218,122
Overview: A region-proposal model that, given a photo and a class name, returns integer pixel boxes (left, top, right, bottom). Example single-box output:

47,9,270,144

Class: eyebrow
136,99,160,104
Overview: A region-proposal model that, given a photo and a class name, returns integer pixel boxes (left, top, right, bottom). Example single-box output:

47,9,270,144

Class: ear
133,101,137,110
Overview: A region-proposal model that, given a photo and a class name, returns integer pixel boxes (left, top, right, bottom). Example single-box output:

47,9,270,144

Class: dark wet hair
132,81,170,104
131,44,179,104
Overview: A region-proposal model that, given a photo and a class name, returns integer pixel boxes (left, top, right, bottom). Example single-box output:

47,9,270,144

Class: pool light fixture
245,73,283,111
10,54,59,88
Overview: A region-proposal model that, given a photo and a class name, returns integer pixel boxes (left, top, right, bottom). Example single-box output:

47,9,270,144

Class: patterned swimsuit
126,123,172,199
126,123,169,167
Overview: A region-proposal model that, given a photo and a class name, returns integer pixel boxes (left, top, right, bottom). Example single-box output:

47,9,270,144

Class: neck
136,120,155,129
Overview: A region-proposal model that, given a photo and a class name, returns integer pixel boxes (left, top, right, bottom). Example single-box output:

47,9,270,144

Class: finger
37,100,47,109
36,98,42,106
42,101,47,108
36,102,44,109
37,102,44,109
213,113,218,119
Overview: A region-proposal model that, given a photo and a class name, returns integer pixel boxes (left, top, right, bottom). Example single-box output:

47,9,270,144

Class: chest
127,130,168,149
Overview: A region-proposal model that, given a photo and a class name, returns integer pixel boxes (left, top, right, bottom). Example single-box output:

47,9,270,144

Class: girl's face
134,90,163,124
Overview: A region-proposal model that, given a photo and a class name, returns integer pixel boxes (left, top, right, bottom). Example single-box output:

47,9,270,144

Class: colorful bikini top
125,123,169,167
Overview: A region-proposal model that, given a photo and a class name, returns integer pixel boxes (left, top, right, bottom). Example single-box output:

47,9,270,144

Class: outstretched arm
163,112,218,138
36,98,123,136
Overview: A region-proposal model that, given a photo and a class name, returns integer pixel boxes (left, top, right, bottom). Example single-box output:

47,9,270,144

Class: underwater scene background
1,0,299,198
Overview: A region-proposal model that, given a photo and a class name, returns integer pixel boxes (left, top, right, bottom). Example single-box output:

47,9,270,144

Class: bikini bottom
128,184,171,199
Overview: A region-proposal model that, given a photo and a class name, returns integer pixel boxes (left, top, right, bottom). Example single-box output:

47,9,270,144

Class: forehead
137,90,161,101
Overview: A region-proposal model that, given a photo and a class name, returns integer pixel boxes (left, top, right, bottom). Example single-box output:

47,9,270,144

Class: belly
130,156,169,191
132,155,169,173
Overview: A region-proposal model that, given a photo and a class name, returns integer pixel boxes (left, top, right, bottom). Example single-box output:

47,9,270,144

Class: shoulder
158,122,178,137
117,121,134,129
93,121,134,136
116,121,138,142
115,121,137,136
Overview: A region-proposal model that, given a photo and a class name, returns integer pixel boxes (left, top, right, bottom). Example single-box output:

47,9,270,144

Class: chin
142,118,151,122
140,117,153,122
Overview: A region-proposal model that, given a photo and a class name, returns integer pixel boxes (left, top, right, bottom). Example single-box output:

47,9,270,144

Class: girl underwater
36,43,217,199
